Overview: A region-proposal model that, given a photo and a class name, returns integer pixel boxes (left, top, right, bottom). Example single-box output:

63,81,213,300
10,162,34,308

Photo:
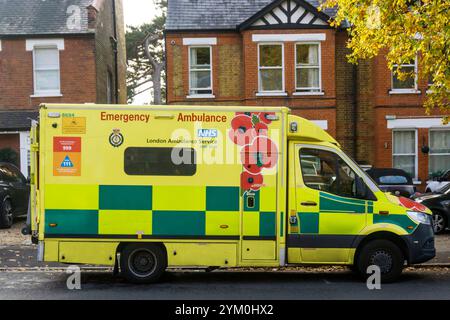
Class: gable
240,0,330,30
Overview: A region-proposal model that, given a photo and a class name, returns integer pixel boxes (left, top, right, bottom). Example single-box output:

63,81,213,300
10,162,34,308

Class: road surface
1,267,449,300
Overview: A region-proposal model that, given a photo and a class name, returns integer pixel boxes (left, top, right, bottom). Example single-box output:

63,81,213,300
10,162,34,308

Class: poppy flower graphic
398,197,428,212
241,136,278,173
229,115,257,146
259,112,276,124
254,122,268,135
241,171,264,191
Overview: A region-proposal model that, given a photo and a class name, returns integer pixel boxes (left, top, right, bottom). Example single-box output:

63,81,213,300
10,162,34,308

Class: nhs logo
198,129,218,138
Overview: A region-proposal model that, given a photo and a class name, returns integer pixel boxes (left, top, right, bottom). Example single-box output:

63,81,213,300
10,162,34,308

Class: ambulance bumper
402,222,436,265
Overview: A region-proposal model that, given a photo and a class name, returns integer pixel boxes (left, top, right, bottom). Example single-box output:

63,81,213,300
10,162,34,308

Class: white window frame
32,46,62,97
429,128,450,176
389,57,420,94
257,42,286,96
187,45,214,99
392,129,418,180
294,42,322,95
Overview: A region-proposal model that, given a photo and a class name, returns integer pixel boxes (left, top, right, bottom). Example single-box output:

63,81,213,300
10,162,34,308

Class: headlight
407,211,431,225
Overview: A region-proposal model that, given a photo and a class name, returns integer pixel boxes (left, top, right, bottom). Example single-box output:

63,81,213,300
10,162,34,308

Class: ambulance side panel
39,105,288,268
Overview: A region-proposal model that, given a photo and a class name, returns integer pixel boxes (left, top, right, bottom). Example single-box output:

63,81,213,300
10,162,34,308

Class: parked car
0,162,30,228
366,168,416,198
426,169,450,193
413,184,450,234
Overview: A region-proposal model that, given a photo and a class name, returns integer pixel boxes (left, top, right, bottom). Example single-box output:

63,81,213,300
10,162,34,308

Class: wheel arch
115,242,168,263
354,231,410,265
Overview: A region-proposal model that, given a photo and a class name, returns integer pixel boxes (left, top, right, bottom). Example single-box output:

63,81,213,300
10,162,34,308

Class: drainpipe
111,0,119,103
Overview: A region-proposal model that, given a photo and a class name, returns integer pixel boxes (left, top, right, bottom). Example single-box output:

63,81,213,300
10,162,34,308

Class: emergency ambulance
26,104,436,283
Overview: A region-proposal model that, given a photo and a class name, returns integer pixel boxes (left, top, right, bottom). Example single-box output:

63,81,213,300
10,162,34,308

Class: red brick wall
0,134,20,165
0,36,97,110
165,29,337,136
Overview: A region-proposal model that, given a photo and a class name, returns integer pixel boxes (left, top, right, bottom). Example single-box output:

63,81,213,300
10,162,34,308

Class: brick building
0,0,127,176
165,0,450,189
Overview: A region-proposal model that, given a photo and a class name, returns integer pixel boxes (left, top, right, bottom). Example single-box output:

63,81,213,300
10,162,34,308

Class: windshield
437,183,450,194
378,175,409,185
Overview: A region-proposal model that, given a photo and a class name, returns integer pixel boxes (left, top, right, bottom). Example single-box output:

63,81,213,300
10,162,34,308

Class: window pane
124,147,197,176
393,131,415,154
300,148,360,198
296,68,319,89
190,70,211,89
429,155,450,177
430,131,450,154
392,65,415,89
260,69,283,91
259,45,282,67
35,70,60,91
296,44,319,65
393,155,415,178
190,47,210,68
35,48,59,69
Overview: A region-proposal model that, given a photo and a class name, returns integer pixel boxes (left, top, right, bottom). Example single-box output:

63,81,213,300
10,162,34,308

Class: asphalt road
1,267,450,300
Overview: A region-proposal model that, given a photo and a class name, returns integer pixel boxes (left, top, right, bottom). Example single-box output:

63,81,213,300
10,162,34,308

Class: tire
0,199,13,229
432,211,447,234
120,243,167,284
356,239,405,283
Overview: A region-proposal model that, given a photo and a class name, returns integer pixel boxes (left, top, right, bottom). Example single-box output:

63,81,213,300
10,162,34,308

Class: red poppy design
241,171,264,191
254,122,268,135
229,115,257,146
259,112,276,124
398,197,428,212
241,136,278,171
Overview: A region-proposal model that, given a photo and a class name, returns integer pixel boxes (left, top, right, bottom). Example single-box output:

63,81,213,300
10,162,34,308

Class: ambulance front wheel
356,239,404,283
120,243,167,284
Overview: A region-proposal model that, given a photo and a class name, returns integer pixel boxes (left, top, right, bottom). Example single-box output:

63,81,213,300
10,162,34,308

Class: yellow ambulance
27,104,435,283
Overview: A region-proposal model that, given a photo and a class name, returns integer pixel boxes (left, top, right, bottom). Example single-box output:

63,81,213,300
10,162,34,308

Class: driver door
287,144,370,264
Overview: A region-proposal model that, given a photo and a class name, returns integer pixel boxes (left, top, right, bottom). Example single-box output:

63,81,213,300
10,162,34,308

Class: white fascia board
183,38,217,46
387,118,450,129
252,33,326,42
0,40,2,51
26,38,65,51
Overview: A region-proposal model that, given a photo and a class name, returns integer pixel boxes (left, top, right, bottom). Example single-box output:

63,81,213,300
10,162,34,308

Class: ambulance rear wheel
120,243,167,284
356,239,404,283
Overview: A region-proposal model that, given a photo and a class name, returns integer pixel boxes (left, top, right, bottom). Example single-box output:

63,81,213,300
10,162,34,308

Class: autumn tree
321,0,450,122
126,0,167,104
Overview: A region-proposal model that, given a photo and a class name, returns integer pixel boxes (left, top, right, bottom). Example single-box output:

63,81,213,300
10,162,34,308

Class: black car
0,162,30,229
413,184,450,234
366,168,416,198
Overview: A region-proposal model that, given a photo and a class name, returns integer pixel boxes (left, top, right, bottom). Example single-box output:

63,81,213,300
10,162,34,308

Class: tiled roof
0,111,39,130
0,0,94,36
166,0,337,30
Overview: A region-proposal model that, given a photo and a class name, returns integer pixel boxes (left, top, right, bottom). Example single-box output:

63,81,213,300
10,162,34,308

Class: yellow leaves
323,0,450,114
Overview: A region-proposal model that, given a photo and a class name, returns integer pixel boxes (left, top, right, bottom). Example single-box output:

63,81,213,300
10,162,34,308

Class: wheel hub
370,250,393,274
433,214,445,233
130,250,156,276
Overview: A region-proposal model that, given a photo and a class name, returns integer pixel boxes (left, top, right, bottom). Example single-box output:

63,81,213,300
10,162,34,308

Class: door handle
301,201,317,206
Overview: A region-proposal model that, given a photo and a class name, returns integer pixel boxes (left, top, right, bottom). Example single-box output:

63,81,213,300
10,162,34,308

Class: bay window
429,130,450,177
295,43,321,93
258,44,284,93
393,130,417,179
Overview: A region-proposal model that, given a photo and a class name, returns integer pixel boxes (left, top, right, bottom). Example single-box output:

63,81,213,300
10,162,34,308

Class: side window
299,148,360,199
124,147,197,176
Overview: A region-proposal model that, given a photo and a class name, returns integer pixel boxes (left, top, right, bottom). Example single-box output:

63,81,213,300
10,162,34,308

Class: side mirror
355,176,367,199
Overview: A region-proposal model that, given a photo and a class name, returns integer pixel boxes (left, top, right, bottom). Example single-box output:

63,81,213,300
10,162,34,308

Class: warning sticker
53,137,81,176
62,117,86,134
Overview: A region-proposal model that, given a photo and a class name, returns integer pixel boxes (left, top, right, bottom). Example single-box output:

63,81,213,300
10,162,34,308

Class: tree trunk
144,36,165,105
